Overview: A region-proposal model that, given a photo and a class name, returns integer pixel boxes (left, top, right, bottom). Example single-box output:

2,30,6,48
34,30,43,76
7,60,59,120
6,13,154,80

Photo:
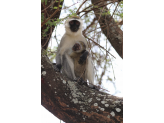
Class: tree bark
41,49,123,123
91,0,123,59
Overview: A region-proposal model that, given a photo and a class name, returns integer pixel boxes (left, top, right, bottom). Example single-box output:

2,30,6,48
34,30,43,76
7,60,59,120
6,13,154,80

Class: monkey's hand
78,50,89,64
53,63,62,72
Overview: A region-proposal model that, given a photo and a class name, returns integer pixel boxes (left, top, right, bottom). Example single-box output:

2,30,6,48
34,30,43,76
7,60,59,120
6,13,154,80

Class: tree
41,0,123,122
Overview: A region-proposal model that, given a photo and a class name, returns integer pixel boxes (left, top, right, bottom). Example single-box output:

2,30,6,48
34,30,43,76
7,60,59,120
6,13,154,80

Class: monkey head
72,43,81,51
72,41,86,53
64,16,83,36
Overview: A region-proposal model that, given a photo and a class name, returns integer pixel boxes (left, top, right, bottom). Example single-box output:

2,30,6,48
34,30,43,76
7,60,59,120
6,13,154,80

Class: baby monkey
69,41,89,83
69,41,99,90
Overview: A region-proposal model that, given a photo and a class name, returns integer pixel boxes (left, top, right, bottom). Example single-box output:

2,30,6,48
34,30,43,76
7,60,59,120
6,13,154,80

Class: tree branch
41,0,64,50
41,49,123,123
91,0,123,59
41,0,61,28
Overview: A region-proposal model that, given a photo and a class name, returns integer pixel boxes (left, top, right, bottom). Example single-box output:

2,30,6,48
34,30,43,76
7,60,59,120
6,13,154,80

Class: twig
80,1,113,17
42,26,52,48
111,2,119,17
41,0,57,12
41,0,61,28
76,0,88,14
85,36,116,59
62,1,79,10
83,17,96,34
79,0,111,14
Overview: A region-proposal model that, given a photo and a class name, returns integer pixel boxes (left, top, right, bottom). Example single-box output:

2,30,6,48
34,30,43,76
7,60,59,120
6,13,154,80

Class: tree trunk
41,49,123,123
91,0,123,58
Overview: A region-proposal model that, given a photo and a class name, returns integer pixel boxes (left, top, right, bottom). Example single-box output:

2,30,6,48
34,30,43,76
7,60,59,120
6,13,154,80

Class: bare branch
83,17,97,34
41,0,61,28
85,36,116,59
76,0,88,14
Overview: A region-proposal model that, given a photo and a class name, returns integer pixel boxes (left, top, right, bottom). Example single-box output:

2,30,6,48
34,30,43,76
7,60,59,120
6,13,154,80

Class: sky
41,0,123,123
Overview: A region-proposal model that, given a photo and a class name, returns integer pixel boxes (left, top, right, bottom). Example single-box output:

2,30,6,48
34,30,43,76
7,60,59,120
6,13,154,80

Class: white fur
86,57,94,84
65,54,76,80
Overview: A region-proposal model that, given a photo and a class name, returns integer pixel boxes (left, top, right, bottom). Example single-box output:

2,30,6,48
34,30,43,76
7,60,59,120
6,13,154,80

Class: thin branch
80,1,113,15
62,1,79,10
76,0,88,14
111,2,119,17
41,0,57,12
42,27,52,48
41,0,61,28
79,0,113,14
41,1,82,28
85,36,116,59
83,17,96,34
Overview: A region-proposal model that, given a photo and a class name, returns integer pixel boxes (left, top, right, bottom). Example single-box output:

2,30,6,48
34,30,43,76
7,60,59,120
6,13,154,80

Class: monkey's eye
76,21,80,25
69,21,74,25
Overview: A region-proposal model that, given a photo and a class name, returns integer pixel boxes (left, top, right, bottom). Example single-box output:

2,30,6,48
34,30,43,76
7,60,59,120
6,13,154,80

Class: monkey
55,16,96,89
68,41,89,83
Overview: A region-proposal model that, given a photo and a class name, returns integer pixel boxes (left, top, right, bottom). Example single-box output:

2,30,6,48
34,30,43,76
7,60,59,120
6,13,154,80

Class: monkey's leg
88,84,100,91
75,77,88,86
55,53,62,72
62,54,76,80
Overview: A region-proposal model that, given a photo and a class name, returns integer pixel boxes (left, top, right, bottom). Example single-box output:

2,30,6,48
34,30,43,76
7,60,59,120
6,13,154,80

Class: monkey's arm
55,36,67,71
78,50,89,64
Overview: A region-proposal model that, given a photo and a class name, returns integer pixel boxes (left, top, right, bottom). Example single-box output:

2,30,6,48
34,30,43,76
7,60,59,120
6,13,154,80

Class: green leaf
94,5,98,8
54,7,58,9
45,0,47,5
107,77,113,82
41,0,45,3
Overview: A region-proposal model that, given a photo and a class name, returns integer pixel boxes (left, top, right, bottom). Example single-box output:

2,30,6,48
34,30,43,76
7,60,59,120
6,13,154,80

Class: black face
69,20,80,32
72,43,80,51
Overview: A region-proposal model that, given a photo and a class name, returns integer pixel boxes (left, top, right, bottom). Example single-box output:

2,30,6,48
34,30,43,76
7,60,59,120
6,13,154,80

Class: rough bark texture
91,0,123,58
41,49,123,123
41,0,64,50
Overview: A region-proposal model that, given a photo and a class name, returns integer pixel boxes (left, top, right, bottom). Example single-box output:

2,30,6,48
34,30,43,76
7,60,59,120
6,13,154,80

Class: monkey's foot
88,84,100,91
74,78,88,86
78,80,88,86
53,63,61,72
